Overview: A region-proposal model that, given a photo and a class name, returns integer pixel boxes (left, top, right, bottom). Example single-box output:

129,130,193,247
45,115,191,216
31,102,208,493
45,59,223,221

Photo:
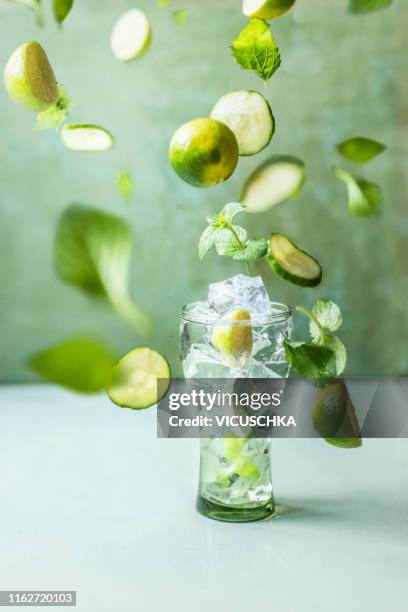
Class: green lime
242,0,296,19
169,118,239,188
4,41,59,112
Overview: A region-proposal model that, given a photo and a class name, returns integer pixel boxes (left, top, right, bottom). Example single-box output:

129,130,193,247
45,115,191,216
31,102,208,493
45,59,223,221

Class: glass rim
181,301,293,326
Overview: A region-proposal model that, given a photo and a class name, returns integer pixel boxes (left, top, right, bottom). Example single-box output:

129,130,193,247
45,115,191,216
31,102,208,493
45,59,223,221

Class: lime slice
4,40,59,112
267,233,322,287
210,90,275,156
169,118,239,188
212,310,253,369
242,0,296,19
107,348,171,410
60,124,114,151
241,155,305,213
111,9,151,62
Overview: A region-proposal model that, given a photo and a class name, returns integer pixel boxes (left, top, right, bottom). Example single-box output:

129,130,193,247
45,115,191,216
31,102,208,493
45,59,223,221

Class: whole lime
169,118,239,188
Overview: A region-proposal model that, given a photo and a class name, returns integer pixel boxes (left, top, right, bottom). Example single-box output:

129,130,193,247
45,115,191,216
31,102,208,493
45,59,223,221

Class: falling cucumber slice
111,9,151,62
60,124,114,151
267,233,322,287
241,155,305,212
242,0,296,19
210,91,275,156
107,348,171,410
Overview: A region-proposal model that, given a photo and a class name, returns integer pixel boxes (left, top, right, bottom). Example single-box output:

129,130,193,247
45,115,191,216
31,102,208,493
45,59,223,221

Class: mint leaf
316,334,347,377
219,202,246,224
173,8,187,27
232,237,268,262
349,0,392,14
332,166,382,217
231,18,281,82
29,337,116,393
5,0,44,26
215,225,247,257
310,299,343,340
284,341,337,380
158,0,169,7
116,170,133,203
55,204,151,336
53,0,73,24
336,137,386,164
198,225,218,260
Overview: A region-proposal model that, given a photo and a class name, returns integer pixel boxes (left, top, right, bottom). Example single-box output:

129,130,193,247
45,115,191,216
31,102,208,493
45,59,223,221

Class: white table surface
0,385,407,612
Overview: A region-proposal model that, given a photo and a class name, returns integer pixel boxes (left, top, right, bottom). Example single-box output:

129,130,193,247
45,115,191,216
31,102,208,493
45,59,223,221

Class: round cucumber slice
60,124,114,151
210,91,274,156
243,0,296,20
111,9,151,62
241,155,305,212
107,348,171,410
267,233,322,287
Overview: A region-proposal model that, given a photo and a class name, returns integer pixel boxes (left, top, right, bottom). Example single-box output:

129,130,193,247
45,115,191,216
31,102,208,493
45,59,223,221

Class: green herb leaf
116,170,133,203
231,18,281,82
232,237,268,261
29,336,116,393
219,202,247,224
332,166,382,217
53,0,73,24
54,204,151,336
198,225,219,260
158,0,169,7
310,299,343,340
284,341,337,380
215,225,248,257
5,0,44,26
336,137,386,164
316,334,347,377
37,84,72,131
173,8,187,27
349,0,392,14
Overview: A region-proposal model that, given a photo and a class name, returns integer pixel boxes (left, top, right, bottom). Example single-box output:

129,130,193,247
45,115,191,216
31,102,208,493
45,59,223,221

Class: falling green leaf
53,0,73,24
284,341,337,380
158,0,169,7
173,8,187,27
54,204,151,336
116,170,133,203
29,336,116,393
332,166,382,217
231,18,281,82
336,137,386,164
4,0,44,26
309,299,343,340
349,0,392,14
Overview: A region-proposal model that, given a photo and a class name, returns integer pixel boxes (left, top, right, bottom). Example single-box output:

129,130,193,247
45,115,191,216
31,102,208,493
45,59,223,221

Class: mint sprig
231,19,281,82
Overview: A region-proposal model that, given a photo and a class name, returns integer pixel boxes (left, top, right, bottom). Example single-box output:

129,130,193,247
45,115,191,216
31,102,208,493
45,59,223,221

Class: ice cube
207,274,271,316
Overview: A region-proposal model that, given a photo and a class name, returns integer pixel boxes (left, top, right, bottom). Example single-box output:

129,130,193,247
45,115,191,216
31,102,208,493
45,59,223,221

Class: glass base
197,495,276,523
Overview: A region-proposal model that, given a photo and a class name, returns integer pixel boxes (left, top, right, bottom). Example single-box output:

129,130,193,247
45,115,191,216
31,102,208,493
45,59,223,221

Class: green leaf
332,166,382,217
198,226,219,260
116,170,133,203
336,137,386,164
310,299,343,340
36,85,72,131
54,204,151,336
284,341,337,380
349,0,392,14
29,337,116,393
232,237,268,261
215,225,247,257
231,18,281,82
316,335,347,377
172,8,187,27
5,0,44,26
53,0,73,24
219,202,246,224
158,0,169,7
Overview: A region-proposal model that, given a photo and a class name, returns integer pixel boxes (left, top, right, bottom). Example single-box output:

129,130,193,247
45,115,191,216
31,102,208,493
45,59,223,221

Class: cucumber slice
60,124,114,151
107,348,171,410
241,155,305,212
111,9,151,62
243,0,296,20
210,91,274,156
267,233,322,287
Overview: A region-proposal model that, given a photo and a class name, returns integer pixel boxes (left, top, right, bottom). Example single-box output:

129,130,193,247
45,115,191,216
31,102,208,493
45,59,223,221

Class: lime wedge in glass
60,124,114,151
4,40,59,112
111,9,151,62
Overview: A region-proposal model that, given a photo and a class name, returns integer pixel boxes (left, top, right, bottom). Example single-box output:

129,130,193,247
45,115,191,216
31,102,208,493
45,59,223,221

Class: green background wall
0,0,406,381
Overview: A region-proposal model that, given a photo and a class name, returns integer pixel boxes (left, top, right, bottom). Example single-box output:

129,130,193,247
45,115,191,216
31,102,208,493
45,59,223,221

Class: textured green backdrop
0,0,406,381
